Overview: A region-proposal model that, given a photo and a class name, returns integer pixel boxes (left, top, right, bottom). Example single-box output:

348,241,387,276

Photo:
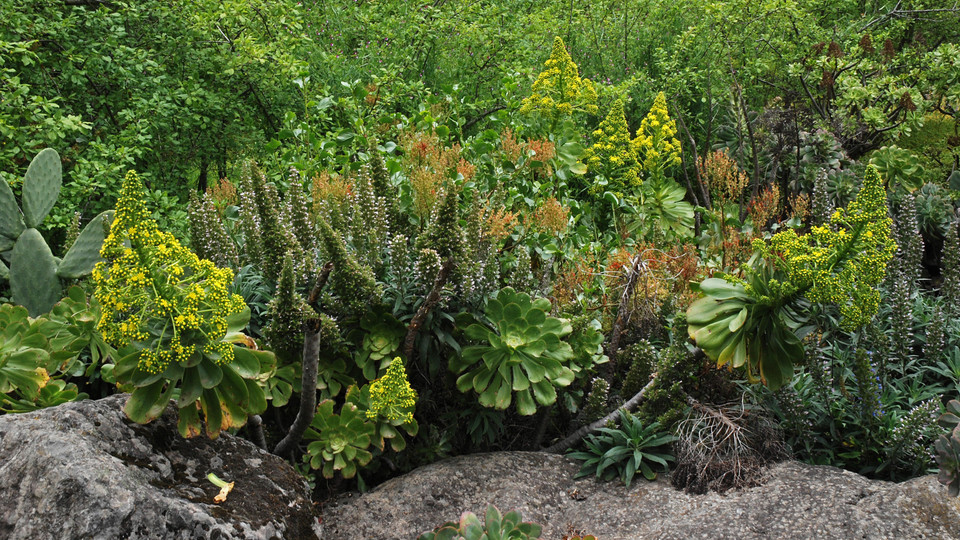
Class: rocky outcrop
323,451,960,539
0,395,320,540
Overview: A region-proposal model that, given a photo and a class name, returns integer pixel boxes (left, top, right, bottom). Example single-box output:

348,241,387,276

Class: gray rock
0,395,321,540
323,451,960,539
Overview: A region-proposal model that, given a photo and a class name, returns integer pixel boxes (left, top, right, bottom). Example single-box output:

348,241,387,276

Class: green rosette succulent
418,505,543,540
452,287,576,415
685,269,805,390
304,399,375,479
353,306,405,380
0,302,89,411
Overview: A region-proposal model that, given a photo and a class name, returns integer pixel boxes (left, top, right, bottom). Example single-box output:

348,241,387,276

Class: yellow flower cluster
94,171,246,374
758,165,895,328
366,357,417,424
633,92,682,180
583,99,641,196
519,36,598,118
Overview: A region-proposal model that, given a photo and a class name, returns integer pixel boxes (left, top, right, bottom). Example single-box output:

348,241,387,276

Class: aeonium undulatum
94,171,275,438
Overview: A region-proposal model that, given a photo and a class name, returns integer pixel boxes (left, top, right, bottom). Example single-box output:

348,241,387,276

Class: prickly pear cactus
0,148,113,316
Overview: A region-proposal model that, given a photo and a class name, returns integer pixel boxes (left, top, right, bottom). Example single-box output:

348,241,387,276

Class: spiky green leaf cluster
317,215,380,319
568,410,677,487
262,253,313,363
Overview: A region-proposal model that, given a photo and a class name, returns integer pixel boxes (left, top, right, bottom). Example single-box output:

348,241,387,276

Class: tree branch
272,321,321,457
272,262,333,458
542,376,657,454
403,258,455,361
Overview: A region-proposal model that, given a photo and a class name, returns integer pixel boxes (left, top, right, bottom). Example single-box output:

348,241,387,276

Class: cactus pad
9,228,61,316
0,177,24,241
57,210,114,279
21,148,62,228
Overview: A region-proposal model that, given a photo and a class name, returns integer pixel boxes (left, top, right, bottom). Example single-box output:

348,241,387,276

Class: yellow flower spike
366,357,418,423
520,36,598,119
635,91,682,181
582,98,641,196
94,170,247,374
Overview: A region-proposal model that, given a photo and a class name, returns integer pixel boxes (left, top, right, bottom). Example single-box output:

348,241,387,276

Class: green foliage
1,0,307,200
418,505,543,540
568,409,677,487
1,149,112,316
452,288,579,416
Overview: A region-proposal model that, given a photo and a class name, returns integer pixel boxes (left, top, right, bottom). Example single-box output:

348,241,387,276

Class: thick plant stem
542,376,657,454
402,257,454,361
605,254,646,376
531,402,555,449
307,262,334,310
248,414,267,450
272,324,320,457
271,261,332,458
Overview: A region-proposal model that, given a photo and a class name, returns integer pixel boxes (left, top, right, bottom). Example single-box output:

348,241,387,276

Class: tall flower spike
94,171,246,375
633,92,682,181
583,98,640,196
761,165,897,329
520,36,598,118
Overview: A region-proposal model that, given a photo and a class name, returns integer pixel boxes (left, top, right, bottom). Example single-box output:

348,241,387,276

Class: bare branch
542,376,657,454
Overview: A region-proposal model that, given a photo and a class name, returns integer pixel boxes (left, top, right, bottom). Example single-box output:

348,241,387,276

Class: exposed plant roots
672,397,788,494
